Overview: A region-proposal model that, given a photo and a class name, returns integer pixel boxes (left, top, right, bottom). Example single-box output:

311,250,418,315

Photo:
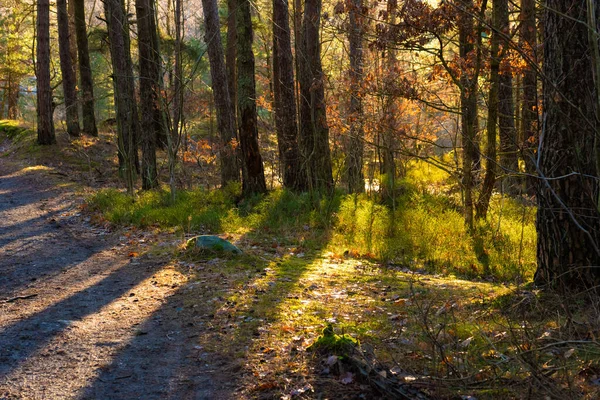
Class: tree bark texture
67,0,78,89
236,0,267,195
379,0,398,204
476,0,500,220
36,0,56,145
73,0,98,136
520,0,538,193
57,0,81,137
135,0,160,189
202,0,240,186
535,0,600,288
104,0,140,186
272,0,306,191
458,0,479,229
6,76,20,120
226,0,237,116
495,0,518,195
298,0,333,192
345,0,365,194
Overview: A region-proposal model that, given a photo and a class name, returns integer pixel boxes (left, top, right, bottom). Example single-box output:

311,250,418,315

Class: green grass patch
0,120,34,143
89,178,536,282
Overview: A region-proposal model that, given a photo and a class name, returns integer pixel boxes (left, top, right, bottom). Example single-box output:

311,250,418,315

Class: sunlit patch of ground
173,248,600,399
1,262,187,399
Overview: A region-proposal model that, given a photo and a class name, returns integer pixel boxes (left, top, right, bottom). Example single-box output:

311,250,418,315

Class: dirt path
0,161,230,399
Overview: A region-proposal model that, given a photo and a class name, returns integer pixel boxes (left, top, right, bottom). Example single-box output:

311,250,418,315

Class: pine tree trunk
202,0,240,186
135,0,160,189
458,0,479,229
298,0,333,192
535,0,600,288
57,0,81,137
477,0,503,219
73,0,98,136
273,0,306,191
520,0,538,194
345,0,364,194
380,0,398,205
7,76,20,120
495,0,519,195
67,0,78,90
36,0,56,145
226,0,237,116
104,0,140,192
236,0,267,195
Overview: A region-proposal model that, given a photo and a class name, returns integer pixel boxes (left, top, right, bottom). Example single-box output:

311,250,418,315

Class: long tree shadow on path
80,191,339,399
0,165,109,300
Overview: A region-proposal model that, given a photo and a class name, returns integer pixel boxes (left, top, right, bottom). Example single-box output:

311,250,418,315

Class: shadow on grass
80,189,340,399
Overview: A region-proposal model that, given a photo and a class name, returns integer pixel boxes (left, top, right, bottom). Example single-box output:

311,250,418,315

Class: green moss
0,120,33,142
307,323,359,354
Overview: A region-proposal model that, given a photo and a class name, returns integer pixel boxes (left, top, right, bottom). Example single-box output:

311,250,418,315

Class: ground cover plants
3,126,600,399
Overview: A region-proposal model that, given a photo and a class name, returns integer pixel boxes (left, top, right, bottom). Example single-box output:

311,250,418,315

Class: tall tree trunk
135,0,160,189
380,0,398,205
458,0,479,229
476,0,501,219
58,0,81,137
7,76,20,120
169,0,184,201
202,0,240,186
298,0,333,192
497,0,519,195
273,0,306,191
237,0,267,195
535,0,600,288
67,0,78,89
520,0,538,194
104,0,140,194
226,0,237,116
36,0,55,145
73,0,98,136
345,0,364,194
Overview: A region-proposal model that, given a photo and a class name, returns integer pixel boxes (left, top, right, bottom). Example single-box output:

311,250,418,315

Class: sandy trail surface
0,161,229,399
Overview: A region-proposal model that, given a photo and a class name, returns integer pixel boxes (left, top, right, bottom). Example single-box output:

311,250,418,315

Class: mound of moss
307,323,359,355
0,120,33,141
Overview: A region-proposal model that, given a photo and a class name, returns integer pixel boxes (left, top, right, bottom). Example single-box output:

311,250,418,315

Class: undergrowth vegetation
0,119,33,142
88,161,536,282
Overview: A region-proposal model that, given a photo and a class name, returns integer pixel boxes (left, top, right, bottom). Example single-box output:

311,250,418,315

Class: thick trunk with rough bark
236,0,267,195
520,0,538,193
135,0,160,189
104,0,140,190
58,0,81,137
36,0,55,145
298,0,333,192
535,0,600,288
345,0,364,194
202,0,240,186
73,0,98,136
273,0,305,191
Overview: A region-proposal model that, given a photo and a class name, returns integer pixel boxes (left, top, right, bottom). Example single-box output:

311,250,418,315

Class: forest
1,0,600,398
